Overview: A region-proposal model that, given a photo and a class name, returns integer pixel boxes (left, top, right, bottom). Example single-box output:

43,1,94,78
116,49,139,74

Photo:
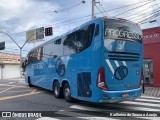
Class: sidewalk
143,87,160,97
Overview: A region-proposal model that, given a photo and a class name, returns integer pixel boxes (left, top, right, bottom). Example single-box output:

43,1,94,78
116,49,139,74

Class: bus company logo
55,58,65,77
114,66,128,80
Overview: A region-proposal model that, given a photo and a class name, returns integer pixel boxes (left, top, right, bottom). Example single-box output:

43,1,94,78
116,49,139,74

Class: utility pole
20,48,22,78
92,0,95,19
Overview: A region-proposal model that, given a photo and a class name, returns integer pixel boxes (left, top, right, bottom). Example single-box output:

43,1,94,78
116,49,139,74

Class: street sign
0,41,5,50
26,29,36,43
45,27,53,36
36,27,44,40
26,27,45,43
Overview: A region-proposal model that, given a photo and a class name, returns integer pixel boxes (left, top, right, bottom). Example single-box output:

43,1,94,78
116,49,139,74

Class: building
0,53,20,79
143,27,160,87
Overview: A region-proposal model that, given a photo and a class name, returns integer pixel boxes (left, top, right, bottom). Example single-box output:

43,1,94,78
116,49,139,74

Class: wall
144,43,160,86
143,27,160,86
0,64,20,79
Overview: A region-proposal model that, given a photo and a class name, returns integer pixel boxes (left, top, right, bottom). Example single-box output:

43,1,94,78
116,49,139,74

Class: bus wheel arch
53,79,62,98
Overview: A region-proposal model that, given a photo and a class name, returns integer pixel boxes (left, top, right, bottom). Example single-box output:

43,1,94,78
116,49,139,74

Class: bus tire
28,78,33,87
63,83,73,102
53,81,62,98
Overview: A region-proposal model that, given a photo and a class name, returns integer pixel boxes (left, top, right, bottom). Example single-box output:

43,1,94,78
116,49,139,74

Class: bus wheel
53,81,62,98
63,83,73,102
28,78,33,87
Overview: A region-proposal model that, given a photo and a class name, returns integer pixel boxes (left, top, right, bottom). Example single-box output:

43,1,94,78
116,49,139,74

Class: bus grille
108,51,140,61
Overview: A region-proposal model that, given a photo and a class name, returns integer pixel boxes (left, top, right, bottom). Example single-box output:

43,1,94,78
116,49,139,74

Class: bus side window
43,44,53,60
63,32,77,55
52,38,63,57
94,24,99,36
63,24,95,55
78,23,95,52
28,50,38,63
37,47,43,61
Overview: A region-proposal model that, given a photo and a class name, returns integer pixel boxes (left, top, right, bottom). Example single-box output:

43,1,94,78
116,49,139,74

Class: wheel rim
64,87,70,99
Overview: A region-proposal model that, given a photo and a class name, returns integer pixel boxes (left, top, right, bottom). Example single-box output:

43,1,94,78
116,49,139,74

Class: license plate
122,93,129,97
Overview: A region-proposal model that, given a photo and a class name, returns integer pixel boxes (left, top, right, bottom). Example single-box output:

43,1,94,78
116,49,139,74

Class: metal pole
20,48,22,78
92,0,95,19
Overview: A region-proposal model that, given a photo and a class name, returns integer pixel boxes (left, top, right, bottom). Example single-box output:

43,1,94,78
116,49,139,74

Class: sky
0,0,159,56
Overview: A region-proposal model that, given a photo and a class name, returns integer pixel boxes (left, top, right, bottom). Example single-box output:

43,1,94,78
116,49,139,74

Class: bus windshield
104,19,142,43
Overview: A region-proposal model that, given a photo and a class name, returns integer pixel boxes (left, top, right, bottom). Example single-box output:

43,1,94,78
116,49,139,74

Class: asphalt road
0,79,160,120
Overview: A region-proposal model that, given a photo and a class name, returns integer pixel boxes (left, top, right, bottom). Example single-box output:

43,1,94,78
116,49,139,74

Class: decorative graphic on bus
114,66,128,80
55,58,65,77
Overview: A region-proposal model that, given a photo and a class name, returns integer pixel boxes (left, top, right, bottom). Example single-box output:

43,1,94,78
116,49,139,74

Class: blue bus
24,17,143,103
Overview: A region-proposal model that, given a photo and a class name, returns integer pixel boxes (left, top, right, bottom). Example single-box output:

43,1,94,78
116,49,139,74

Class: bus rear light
139,69,144,88
97,67,108,91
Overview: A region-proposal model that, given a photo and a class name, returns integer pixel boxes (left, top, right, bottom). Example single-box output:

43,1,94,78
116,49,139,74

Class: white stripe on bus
106,59,114,74
114,60,119,67
122,61,127,66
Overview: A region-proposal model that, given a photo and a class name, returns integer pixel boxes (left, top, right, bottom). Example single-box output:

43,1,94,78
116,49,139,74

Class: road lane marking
5,90,33,93
136,117,160,120
56,111,119,120
78,117,120,120
141,96,160,100
0,90,41,101
70,104,160,112
0,86,15,94
121,101,160,108
70,105,113,111
0,84,28,88
136,98,160,103
36,117,60,120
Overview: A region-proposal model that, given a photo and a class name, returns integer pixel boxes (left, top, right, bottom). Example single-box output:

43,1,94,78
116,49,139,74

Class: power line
132,9,160,22
95,4,105,16
139,13,160,24
98,0,106,14
114,0,155,17
8,0,154,36
123,2,160,19
54,0,85,13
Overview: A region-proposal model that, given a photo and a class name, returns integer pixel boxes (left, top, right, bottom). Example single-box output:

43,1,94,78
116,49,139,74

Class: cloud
0,0,60,33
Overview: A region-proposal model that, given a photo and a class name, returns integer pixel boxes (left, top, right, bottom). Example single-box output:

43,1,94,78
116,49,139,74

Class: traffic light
0,42,5,50
45,27,53,36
